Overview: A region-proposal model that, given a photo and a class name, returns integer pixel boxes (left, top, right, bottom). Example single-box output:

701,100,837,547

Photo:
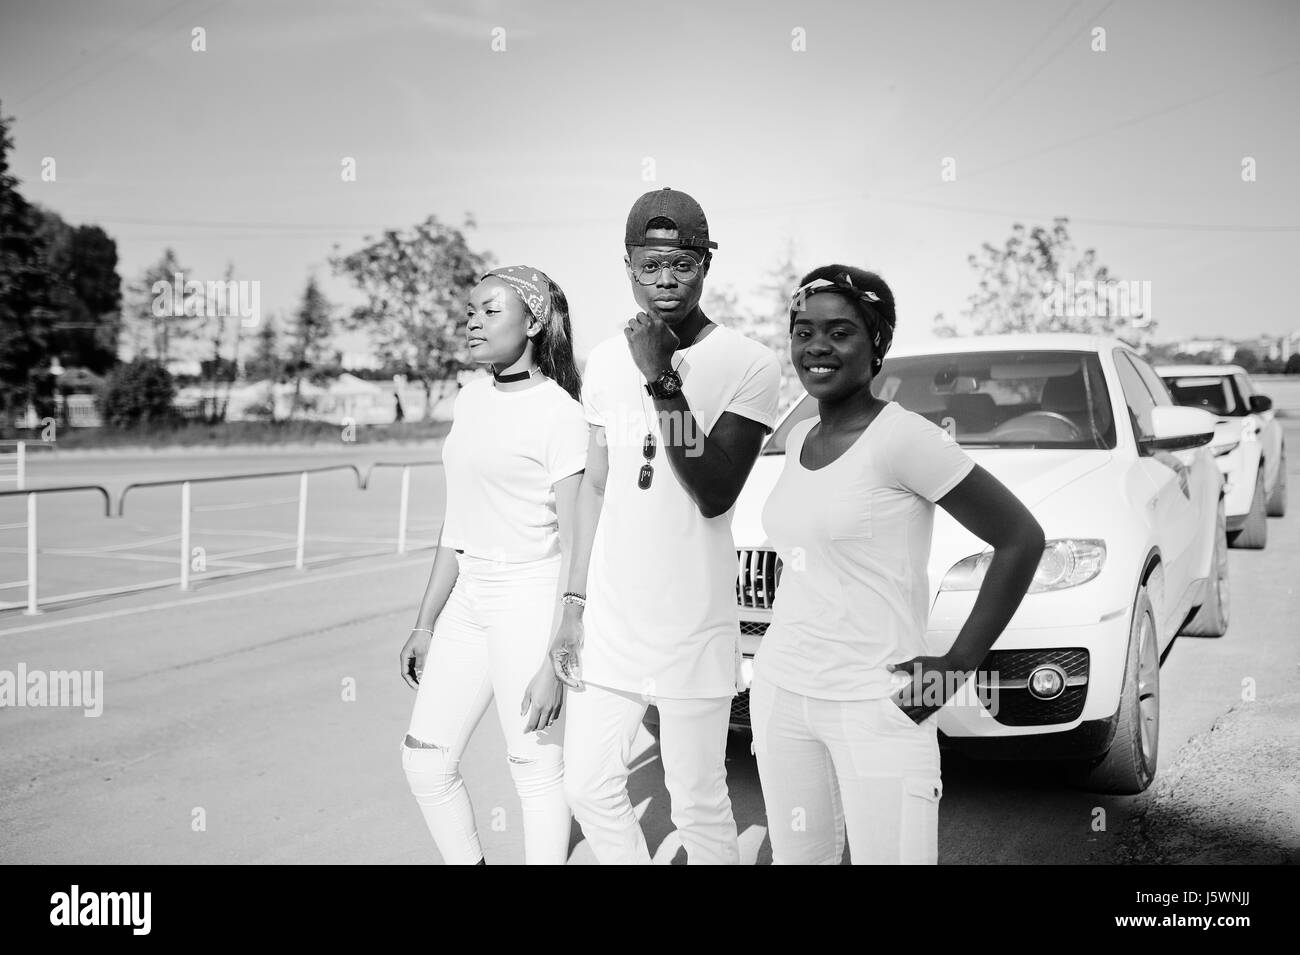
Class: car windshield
1162,375,1240,416
762,350,1117,453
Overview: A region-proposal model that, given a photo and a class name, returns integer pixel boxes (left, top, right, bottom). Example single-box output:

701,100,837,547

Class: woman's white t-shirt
439,375,588,563
755,402,975,700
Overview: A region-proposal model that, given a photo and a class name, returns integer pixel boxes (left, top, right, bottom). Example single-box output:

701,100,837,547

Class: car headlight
940,539,1106,594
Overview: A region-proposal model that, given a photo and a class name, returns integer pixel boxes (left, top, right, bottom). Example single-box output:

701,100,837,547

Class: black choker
493,367,536,383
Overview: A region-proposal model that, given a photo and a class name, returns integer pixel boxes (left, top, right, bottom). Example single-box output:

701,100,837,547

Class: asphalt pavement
1,424,1297,864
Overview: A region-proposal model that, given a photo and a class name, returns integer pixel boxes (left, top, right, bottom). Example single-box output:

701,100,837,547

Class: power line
902,54,1300,190
923,0,1089,157
878,195,1300,232
15,0,230,115
12,0,202,109
948,0,1117,149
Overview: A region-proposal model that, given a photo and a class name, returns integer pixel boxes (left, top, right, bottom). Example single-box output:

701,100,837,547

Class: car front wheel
1072,588,1160,794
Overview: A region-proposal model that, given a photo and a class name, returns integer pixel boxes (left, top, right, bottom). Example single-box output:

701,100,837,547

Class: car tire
1181,500,1229,637
1266,448,1287,517
1073,588,1160,795
1230,468,1268,550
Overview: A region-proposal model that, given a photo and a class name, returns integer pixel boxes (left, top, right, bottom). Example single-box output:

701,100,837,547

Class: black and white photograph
0,0,1296,917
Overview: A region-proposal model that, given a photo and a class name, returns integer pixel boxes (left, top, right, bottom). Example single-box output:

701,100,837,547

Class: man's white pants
563,681,739,864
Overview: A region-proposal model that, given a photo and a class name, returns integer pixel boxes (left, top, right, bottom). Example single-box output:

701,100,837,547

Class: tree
123,247,198,364
933,218,1154,346
330,215,490,420
703,239,802,406
98,357,175,428
0,102,57,427
285,275,336,418
31,206,122,375
244,313,283,382
194,261,245,422
1286,353,1300,376
1231,348,1260,373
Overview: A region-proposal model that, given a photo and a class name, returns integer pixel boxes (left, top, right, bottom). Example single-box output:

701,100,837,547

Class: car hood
964,448,1112,510
732,447,1112,548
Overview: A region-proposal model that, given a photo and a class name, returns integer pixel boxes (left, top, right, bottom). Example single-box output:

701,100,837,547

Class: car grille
736,548,780,609
730,689,751,728
977,648,1090,726
740,620,769,637
727,643,1090,730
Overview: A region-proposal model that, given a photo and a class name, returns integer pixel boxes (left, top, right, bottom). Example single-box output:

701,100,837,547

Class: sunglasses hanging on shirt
639,433,656,490
634,323,710,490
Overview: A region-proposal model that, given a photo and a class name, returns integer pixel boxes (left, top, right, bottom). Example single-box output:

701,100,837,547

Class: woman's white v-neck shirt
755,402,975,700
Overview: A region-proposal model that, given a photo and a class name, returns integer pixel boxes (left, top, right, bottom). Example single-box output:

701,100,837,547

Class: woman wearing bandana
398,266,587,865
752,265,1045,864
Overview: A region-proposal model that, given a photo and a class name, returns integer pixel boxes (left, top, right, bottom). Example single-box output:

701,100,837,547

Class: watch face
660,371,682,394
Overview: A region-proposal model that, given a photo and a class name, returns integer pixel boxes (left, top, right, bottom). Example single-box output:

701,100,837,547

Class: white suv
730,335,1225,794
1156,364,1286,548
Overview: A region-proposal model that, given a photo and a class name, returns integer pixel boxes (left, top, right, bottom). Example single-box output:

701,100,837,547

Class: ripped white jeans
750,671,942,865
401,552,569,865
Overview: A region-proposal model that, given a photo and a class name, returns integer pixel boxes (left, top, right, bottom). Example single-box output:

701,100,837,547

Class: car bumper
1217,447,1258,521
732,604,1133,758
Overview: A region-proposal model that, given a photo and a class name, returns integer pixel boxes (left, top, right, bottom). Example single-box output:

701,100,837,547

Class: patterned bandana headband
482,265,552,325
789,272,895,371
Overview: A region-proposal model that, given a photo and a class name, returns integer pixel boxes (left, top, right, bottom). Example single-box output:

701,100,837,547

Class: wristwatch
644,368,683,400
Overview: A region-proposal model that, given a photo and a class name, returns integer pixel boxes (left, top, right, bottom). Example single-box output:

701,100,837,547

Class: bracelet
410,627,435,635
561,592,586,607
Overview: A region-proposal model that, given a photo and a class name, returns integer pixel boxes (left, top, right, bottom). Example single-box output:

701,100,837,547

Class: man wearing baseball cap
548,187,782,864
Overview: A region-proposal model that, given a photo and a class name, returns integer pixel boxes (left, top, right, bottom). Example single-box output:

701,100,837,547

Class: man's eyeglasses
632,255,703,286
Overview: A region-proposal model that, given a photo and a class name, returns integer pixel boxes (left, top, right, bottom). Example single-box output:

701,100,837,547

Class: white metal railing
1,439,58,491
0,459,442,615
120,465,364,592
0,486,112,615
361,462,442,555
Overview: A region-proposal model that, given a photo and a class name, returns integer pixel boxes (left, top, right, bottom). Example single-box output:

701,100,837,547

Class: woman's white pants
401,552,569,865
750,670,942,865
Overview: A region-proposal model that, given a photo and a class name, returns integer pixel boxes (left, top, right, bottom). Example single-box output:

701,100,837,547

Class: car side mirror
1249,394,1273,413
1139,406,1216,454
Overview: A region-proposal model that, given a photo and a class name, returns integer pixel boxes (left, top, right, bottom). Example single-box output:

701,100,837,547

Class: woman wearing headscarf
753,264,1045,864
398,266,586,865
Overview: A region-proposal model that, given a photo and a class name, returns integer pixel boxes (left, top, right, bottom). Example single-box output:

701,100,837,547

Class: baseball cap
624,187,718,250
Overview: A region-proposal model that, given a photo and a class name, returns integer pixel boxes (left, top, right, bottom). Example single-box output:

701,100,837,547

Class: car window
1163,375,1239,416
870,350,1115,449
1233,373,1256,400
1131,355,1174,406
761,394,818,454
1114,351,1158,440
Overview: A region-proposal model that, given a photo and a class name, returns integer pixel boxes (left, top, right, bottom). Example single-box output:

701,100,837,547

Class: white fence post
296,472,308,569
25,492,39,615
16,440,25,491
180,481,192,590
397,465,410,554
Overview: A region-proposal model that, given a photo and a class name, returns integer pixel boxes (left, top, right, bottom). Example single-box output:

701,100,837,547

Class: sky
2,0,1298,364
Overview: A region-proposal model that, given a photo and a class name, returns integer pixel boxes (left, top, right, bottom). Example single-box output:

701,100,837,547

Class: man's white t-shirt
755,403,975,700
581,325,782,700
440,375,588,563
